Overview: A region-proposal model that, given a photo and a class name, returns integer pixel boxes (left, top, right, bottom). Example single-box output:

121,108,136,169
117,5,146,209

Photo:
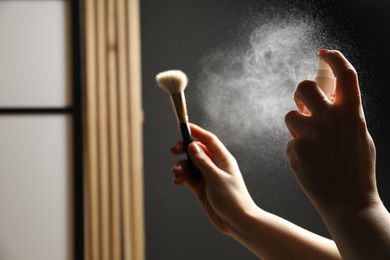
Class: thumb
188,142,221,180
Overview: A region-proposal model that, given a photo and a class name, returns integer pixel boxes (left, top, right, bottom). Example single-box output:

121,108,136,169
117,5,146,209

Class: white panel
0,1,71,107
0,116,72,260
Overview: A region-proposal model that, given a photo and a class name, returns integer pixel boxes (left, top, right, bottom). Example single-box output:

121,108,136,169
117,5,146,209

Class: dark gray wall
141,1,390,259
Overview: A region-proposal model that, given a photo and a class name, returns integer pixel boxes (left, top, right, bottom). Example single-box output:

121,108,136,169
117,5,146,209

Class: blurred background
141,0,390,259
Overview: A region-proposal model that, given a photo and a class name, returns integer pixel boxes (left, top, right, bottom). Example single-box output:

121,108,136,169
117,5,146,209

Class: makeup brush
156,70,202,182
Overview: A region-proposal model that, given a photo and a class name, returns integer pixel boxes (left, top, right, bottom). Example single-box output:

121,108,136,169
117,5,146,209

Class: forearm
321,199,390,260
228,207,341,260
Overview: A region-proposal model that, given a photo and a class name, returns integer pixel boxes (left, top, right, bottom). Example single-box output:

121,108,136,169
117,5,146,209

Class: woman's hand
171,123,342,260
285,49,390,259
284,49,378,215
170,123,258,235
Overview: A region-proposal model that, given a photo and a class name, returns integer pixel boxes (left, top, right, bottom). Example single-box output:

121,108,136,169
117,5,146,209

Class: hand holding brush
156,70,202,182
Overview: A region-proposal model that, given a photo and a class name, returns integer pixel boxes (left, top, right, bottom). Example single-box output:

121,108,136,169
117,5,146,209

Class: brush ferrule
170,92,188,123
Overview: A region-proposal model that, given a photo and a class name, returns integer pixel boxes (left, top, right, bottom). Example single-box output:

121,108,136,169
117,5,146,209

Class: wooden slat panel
83,0,144,259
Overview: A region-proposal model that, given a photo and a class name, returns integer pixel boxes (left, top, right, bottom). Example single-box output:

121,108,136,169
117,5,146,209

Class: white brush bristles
156,70,188,94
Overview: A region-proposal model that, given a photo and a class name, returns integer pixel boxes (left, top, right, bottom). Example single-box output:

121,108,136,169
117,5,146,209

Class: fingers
187,142,223,180
171,124,237,181
288,50,362,139
188,123,235,170
285,110,312,138
294,80,330,114
170,124,228,184
172,159,206,197
172,160,189,185
319,50,361,109
171,140,210,157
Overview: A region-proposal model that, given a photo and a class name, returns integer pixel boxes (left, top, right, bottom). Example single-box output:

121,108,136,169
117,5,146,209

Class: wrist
319,191,384,225
319,195,390,259
315,191,383,218
225,204,265,239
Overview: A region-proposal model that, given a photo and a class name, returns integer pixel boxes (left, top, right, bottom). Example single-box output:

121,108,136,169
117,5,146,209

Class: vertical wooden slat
84,0,99,259
128,0,145,259
106,0,121,259
96,0,110,259
115,0,133,258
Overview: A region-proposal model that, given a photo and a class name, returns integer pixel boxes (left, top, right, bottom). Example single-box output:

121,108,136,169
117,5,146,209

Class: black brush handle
180,122,202,182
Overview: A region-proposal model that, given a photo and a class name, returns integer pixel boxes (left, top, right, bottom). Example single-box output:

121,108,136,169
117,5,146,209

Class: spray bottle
315,58,336,102
303,58,336,115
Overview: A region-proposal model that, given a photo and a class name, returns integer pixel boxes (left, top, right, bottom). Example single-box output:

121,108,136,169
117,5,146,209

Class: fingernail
190,142,202,155
170,142,180,152
318,49,329,55
173,164,181,172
